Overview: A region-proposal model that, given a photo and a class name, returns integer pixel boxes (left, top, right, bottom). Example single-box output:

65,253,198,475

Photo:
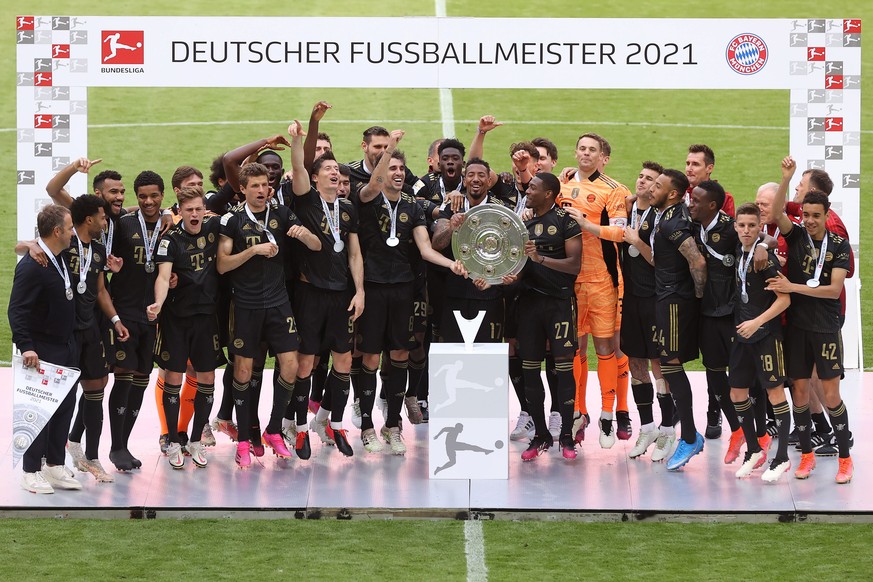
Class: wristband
110,315,121,325
539,256,545,264
162,209,173,217
758,243,769,251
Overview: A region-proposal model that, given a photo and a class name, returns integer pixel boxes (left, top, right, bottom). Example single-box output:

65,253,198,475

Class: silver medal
806,279,820,288
740,293,749,304
333,240,345,253
628,246,640,258
722,254,735,267
145,261,155,273
386,236,399,247
65,288,73,301
77,281,87,295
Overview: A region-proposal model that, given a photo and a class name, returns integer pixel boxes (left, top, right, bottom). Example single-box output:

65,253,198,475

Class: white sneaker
186,441,208,468
361,428,384,453
21,471,54,494
281,424,297,447
548,411,562,440
510,412,536,441
761,459,791,482
377,397,388,423
387,426,406,455
599,417,616,449
79,458,115,483
629,428,659,459
66,441,87,471
351,399,363,429
404,396,423,424
735,450,765,478
166,443,185,469
41,465,83,490
199,423,217,447
311,418,335,445
651,430,676,462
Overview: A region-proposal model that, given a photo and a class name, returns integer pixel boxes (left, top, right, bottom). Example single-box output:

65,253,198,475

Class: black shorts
356,281,415,354
426,270,447,338
655,295,699,364
439,297,505,343
294,281,354,355
155,313,223,373
516,291,577,362
113,321,156,375
619,293,659,360
698,314,734,369
785,325,844,380
729,335,786,390
74,324,109,381
229,301,300,359
503,288,521,339
99,312,117,367
412,275,428,336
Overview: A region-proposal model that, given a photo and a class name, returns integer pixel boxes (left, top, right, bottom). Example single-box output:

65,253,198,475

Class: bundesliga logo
725,33,768,75
101,30,144,64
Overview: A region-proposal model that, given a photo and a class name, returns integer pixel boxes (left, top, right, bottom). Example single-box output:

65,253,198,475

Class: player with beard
730,203,792,481
218,163,322,468
649,169,708,471
147,186,222,469
431,158,503,342
767,157,853,484
355,130,467,455
348,125,419,198
285,121,364,457
506,173,581,461
557,133,630,450
620,161,676,461
104,170,166,471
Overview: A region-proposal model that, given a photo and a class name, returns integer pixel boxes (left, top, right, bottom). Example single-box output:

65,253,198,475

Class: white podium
428,341,509,480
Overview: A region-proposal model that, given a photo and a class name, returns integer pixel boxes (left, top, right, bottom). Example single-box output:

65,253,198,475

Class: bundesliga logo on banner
101,30,144,65
725,33,768,75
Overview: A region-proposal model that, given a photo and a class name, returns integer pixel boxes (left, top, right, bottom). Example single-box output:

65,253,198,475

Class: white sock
316,407,330,422
282,418,293,430
641,422,656,433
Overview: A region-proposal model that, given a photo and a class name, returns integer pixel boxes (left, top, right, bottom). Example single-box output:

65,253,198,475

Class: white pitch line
435,0,455,137
464,519,488,582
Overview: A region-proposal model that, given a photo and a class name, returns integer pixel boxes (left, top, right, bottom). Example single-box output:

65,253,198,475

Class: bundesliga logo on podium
725,33,768,75
101,30,144,65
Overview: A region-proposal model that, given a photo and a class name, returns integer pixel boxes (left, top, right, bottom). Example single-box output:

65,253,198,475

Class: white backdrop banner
14,16,863,365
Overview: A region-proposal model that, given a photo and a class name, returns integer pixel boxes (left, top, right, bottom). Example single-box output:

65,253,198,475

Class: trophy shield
451,204,529,284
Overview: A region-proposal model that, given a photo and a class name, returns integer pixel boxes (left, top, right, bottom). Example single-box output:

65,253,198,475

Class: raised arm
223,135,291,192
359,130,404,203
678,238,707,298
302,101,331,171
773,156,797,235
468,115,501,187
46,157,102,208
288,120,310,196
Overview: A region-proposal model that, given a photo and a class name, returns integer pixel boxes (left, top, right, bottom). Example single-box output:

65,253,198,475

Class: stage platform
1,369,871,521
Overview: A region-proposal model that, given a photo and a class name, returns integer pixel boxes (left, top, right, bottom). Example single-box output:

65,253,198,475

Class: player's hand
736,319,762,339
389,130,405,147
447,191,465,213
115,321,130,342
501,274,519,285
559,167,576,183
75,157,102,173
286,224,309,239
254,242,279,257
159,212,174,235
524,240,541,264
777,255,787,268
348,291,365,321
287,120,306,139
168,273,178,289
450,260,468,278
28,240,48,267
564,206,587,225
477,115,502,133
310,101,332,122
449,212,465,230
623,225,641,246
146,303,161,321
265,134,291,150
281,170,294,183
781,156,796,180
106,255,123,273
21,350,39,368
473,277,491,291
753,244,769,272
520,208,534,221
512,150,531,173
765,272,793,293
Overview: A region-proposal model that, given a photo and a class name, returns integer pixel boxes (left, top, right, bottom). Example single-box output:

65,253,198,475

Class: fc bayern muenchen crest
726,33,768,75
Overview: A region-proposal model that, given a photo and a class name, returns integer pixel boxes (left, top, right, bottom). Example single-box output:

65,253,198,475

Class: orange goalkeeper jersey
556,170,629,284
